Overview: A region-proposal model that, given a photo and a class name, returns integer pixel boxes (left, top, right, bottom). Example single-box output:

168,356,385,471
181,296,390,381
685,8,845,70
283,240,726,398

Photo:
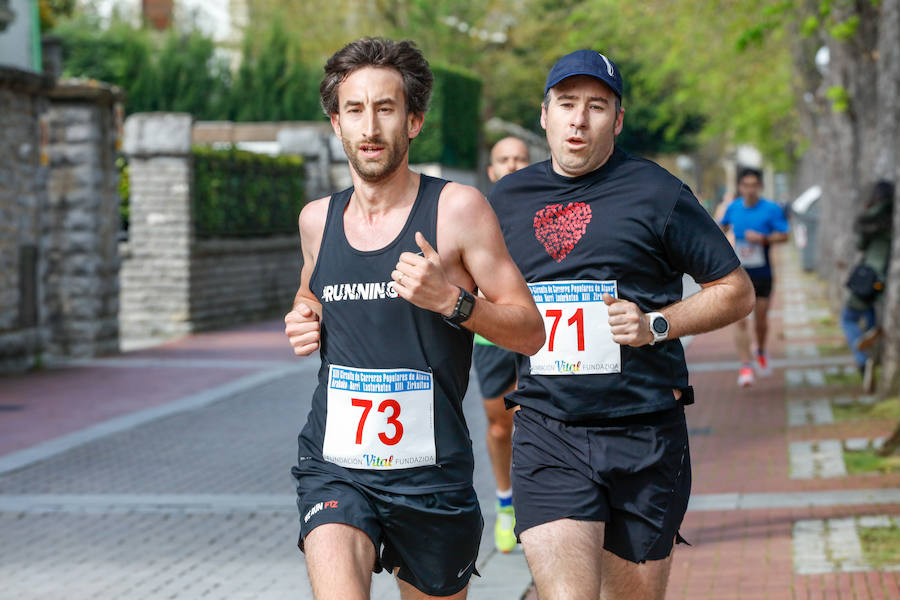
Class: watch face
459,294,475,317
652,316,668,334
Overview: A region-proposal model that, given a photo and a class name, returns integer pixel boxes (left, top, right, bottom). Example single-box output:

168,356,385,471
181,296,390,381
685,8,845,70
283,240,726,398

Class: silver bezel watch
647,311,669,345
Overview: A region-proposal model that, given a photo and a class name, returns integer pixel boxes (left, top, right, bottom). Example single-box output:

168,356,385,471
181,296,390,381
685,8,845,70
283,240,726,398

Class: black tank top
297,175,475,493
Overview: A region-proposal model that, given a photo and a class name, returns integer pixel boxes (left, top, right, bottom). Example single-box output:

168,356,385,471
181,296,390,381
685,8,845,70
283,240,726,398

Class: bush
410,64,481,169
192,147,306,238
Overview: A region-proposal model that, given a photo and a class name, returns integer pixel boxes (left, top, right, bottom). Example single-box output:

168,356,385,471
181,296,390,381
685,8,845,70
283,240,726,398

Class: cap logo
598,53,615,77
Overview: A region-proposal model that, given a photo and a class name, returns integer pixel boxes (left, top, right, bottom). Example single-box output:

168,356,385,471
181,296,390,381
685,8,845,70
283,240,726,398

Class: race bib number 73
322,365,436,470
528,280,621,375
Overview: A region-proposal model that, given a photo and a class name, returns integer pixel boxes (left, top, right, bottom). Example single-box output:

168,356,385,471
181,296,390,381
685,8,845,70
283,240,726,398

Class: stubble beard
344,130,410,183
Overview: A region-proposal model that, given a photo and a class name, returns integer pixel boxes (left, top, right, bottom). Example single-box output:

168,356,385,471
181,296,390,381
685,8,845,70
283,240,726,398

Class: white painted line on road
48,357,301,369
0,493,296,514
688,354,853,373
0,364,313,476
688,488,900,511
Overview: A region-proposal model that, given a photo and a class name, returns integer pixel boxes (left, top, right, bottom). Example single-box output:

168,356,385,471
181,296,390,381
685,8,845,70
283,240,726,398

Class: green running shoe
494,502,517,553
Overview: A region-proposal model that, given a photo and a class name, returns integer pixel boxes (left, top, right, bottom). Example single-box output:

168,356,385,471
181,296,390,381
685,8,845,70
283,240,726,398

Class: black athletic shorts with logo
293,460,483,596
511,405,691,563
472,344,518,398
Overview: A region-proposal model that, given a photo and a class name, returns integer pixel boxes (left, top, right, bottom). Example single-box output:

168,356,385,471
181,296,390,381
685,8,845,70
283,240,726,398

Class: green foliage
231,20,322,122
844,448,900,474
801,16,821,36
53,15,322,121
411,65,481,168
39,0,76,30
826,85,851,112
859,526,900,567
829,15,860,40
192,147,306,238
117,156,129,231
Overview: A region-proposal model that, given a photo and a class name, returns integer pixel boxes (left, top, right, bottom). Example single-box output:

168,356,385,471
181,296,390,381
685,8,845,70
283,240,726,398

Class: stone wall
42,83,122,358
121,113,301,349
0,69,121,371
0,67,51,370
189,237,300,332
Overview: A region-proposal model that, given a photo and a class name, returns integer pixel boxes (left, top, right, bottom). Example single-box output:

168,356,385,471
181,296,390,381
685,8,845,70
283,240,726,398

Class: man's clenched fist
284,303,320,356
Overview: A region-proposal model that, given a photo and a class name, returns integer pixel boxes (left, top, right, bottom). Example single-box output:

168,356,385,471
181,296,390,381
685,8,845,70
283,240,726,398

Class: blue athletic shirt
719,197,789,279
489,147,741,421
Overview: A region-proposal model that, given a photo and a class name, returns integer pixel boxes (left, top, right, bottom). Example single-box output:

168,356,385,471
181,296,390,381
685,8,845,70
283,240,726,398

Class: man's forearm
661,269,754,339
465,300,545,356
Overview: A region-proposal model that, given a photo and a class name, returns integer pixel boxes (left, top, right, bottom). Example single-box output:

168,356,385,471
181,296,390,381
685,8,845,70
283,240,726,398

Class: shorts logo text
303,500,339,523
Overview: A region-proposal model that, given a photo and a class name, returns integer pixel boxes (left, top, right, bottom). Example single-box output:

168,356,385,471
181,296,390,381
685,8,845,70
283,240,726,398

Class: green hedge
193,147,305,238
410,64,481,170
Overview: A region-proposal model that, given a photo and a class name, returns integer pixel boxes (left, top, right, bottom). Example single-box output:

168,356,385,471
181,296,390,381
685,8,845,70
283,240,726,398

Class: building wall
0,0,36,71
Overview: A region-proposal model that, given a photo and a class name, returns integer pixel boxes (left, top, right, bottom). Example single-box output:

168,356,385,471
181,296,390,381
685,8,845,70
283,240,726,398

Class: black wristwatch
443,286,475,328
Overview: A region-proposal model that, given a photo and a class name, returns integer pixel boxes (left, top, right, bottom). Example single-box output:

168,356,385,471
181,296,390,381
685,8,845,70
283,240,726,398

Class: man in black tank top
283,38,544,600
488,50,755,599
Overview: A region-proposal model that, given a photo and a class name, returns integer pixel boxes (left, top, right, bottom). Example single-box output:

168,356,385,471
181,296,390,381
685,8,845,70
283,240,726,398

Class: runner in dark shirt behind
474,136,531,553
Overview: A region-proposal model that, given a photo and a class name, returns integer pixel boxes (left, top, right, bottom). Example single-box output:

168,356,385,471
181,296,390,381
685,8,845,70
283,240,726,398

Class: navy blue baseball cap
544,49,623,99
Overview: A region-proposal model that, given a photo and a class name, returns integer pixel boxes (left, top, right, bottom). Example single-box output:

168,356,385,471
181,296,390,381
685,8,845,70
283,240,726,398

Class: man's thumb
415,231,439,261
602,293,622,306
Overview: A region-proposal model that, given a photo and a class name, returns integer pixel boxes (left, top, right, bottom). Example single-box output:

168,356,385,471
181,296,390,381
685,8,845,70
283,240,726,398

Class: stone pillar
0,67,51,371
42,81,123,358
120,113,194,349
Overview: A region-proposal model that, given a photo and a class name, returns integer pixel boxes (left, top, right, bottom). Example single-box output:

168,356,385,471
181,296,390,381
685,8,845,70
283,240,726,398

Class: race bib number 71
322,365,436,470
528,280,621,375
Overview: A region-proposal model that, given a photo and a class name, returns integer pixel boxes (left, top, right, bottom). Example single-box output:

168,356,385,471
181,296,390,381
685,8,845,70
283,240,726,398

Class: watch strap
444,286,475,328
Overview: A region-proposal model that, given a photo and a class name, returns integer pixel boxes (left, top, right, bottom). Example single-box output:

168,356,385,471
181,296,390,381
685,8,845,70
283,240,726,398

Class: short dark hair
320,38,434,117
737,167,763,185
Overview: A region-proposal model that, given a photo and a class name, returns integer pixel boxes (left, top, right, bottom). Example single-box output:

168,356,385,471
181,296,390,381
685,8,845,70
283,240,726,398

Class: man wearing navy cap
489,49,755,599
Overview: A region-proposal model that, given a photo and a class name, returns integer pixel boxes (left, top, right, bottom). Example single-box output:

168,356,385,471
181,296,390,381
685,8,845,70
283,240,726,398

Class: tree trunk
875,0,900,400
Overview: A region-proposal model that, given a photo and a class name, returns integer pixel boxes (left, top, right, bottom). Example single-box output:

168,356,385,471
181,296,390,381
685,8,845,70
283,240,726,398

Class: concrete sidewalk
2,243,900,599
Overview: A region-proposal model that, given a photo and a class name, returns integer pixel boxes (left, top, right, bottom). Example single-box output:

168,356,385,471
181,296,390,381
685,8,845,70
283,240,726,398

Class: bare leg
520,519,605,599
753,296,770,353
483,383,516,491
599,546,674,600
304,523,376,600
733,316,753,364
397,576,469,600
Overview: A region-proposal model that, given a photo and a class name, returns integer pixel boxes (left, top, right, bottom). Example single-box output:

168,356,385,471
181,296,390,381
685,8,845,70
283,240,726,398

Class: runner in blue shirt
719,168,790,386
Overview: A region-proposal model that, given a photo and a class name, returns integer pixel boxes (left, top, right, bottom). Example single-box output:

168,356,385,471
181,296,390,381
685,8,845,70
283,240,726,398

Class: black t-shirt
489,147,740,420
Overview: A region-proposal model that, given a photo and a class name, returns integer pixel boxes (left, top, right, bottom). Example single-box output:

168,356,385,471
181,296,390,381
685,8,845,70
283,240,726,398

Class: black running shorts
750,275,773,298
293,460,483,596
511,405,691,563
472,344,518,399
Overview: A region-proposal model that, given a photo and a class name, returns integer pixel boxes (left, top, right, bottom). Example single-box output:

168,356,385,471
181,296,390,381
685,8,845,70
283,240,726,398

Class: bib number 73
352,398,403,445
323,365,436,470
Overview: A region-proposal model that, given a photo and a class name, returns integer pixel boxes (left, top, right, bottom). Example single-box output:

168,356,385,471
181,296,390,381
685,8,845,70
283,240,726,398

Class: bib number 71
351,398,403,446
546,308,585,351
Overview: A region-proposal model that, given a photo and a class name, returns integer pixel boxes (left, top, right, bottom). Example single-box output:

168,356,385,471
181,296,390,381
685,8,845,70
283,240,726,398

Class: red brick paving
0,319,297,456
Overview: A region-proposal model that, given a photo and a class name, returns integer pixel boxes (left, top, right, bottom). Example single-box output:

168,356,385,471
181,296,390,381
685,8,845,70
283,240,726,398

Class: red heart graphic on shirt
533,202,592,262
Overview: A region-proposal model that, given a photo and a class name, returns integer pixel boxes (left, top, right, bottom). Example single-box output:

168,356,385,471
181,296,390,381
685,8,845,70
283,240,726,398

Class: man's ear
540,103,548,130
614,106,625,136
330,113,342,139
407,111,425,139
